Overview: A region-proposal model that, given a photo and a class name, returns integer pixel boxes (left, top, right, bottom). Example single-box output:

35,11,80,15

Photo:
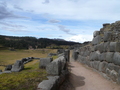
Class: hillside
0,35,80,49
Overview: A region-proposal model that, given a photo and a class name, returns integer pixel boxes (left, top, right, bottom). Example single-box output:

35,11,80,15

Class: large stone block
90,51,100,61
92,35,102,45
46,56,66,75
98,61,108,73
93,31,100,37
113,52,120,65
90,61,94,68
107,63,114,70
93,61,100,70
97,43,104,53
94,51,100,60
37,76,59,90
11,60,24,72
103,31,112,42
83,50,88,57
106,68,111,76
109,42,116,52
40,58,53,69
98,53,106,61
94,45,97,51
89,52,94,61
103,42,110,52
110,70,118,82
109,42,120,52
106,52,114,63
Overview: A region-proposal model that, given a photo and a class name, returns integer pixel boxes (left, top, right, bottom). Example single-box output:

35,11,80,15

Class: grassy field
0,49,57,90
0,49,57,71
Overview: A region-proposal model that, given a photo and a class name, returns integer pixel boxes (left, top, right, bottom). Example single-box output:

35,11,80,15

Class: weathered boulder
11,60,24,72
106,52,114,63
92,35,102,45
113,52,120,65
40,58,53,69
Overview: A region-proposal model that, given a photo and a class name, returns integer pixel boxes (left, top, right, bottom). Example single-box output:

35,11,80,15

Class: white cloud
65,34,93,43
9,0,120,21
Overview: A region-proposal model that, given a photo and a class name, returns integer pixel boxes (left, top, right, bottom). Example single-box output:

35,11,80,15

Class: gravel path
59,61,120,90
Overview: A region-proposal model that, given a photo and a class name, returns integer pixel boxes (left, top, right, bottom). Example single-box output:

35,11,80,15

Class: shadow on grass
24,67,32,70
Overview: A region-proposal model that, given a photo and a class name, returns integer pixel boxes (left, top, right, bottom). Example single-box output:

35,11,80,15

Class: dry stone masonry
72,21,120,84
37,49,70,90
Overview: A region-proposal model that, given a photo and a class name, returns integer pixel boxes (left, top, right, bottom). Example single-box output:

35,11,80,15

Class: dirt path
60,61,120,90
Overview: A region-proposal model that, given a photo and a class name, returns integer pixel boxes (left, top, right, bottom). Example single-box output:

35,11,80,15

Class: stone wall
73,21,120,84
37,49,70,90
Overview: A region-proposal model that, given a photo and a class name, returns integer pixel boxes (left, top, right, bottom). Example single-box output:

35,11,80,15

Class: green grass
0,60,47,90
0,49,57,90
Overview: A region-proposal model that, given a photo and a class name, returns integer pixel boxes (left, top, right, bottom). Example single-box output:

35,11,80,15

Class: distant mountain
52,38,66,41
0,35,80,49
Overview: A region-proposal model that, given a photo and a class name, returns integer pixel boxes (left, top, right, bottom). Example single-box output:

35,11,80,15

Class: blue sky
0,0,120,43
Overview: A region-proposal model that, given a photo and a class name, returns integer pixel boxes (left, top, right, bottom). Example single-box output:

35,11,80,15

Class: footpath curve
60,60,120,90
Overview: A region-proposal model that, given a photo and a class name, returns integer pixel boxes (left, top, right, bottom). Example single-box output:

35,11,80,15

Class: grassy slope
0,49,57,90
